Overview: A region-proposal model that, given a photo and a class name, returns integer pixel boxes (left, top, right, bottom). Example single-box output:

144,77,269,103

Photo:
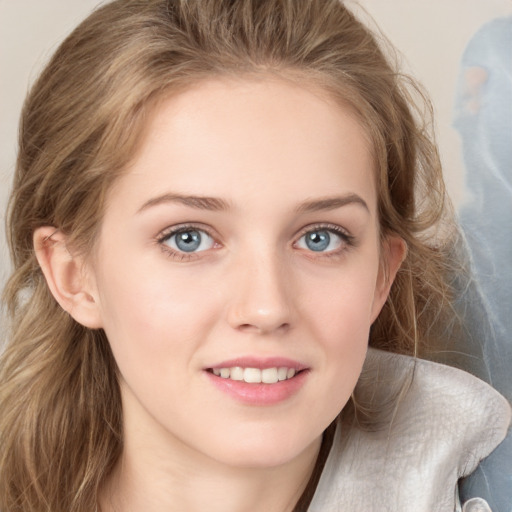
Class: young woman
0,1,509,510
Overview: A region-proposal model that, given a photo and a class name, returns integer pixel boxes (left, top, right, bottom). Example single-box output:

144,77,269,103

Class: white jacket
309,349,511,511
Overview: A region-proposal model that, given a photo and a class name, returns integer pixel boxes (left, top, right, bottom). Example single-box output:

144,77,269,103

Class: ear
371,234,407,323
34,226,103,329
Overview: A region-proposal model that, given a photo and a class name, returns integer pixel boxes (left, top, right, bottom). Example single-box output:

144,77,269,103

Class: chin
205,429,322,470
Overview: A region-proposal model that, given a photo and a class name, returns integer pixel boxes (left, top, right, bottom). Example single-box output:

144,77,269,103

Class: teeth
230,367,244,381
244,368,261,383
277,367,288,381
211,366,299,383
262,368,278,384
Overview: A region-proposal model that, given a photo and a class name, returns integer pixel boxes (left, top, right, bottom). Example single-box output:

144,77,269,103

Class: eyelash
156,224,218,262
155,223,356,261
294,223,356,259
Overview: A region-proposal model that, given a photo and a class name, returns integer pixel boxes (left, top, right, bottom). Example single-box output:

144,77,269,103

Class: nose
226,249,293,335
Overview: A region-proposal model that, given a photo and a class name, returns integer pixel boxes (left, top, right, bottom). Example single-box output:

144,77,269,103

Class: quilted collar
308,349,511,511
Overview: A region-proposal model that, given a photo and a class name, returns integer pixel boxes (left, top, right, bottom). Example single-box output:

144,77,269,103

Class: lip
204,356,309,406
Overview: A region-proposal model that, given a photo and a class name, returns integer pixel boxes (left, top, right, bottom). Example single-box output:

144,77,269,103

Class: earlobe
34,227,103,329
371,235,407,322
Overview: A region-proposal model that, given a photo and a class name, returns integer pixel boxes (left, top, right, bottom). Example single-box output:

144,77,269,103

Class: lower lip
205,370,309,405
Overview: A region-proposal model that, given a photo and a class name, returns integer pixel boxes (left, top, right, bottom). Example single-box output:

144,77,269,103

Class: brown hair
1,0,455,510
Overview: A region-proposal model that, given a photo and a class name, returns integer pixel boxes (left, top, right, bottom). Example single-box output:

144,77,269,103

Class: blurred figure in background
453,15,512,510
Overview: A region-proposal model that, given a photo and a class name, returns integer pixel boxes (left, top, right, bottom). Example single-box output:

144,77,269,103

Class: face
84,78,401,469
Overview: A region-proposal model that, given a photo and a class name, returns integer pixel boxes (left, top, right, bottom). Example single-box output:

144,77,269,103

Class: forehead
109,77,377,216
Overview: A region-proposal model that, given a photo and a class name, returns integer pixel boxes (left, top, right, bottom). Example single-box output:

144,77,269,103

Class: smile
206,365,308,405
210,366,297,384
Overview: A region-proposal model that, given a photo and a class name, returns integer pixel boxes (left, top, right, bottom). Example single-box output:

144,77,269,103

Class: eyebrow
295,194,369,214
137,192,369,215
137,193,230,213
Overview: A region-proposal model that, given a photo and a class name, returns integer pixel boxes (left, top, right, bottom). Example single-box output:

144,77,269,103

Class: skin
35,77,405,512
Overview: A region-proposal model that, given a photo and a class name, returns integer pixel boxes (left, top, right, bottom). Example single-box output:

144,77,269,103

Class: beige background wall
1,0,511,288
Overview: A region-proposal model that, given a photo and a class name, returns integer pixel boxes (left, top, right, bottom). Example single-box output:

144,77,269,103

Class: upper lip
207,356,308,371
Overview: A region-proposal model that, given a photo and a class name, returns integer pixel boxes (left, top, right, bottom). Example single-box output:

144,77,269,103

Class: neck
98,381,325,512
100,435,321,512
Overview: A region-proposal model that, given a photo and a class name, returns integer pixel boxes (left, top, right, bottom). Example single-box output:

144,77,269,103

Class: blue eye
162,229,214,253
296,228,346,253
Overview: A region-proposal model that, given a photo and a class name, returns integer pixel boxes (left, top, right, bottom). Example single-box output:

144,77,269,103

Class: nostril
235,321,291,334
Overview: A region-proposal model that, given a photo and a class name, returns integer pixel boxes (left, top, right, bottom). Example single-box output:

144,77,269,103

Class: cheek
303,258,380,340
299,257,380,402
94,254,222,373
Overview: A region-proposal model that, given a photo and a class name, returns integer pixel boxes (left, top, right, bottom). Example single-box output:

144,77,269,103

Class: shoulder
309,349,511,512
